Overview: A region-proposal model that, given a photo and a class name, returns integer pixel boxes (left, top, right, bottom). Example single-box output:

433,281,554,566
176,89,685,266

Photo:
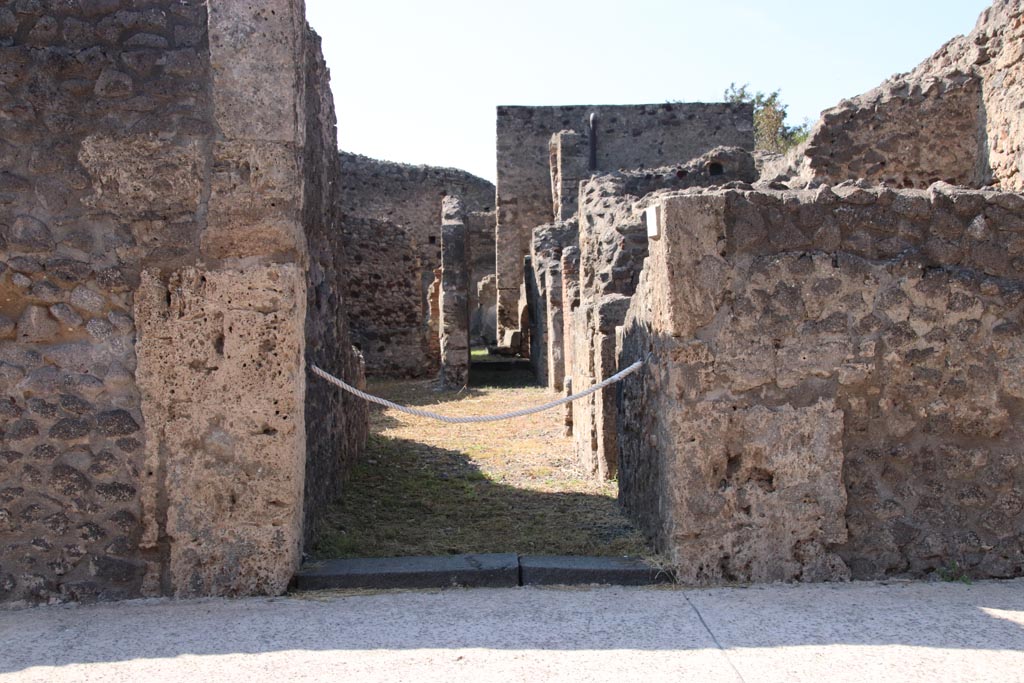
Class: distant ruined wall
343,216,427,377
338,152,495,270
619,185,1024,583
789,0,1024,190
338,154,494,375
1,0,365,605
495,103,754,337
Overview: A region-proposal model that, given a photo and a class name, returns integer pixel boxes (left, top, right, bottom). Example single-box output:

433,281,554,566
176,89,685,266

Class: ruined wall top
496,102,755,238
783,0,1024,190
339,152,494,269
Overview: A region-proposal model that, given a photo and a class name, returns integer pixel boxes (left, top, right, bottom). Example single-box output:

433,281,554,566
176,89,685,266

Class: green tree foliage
724,83,810,154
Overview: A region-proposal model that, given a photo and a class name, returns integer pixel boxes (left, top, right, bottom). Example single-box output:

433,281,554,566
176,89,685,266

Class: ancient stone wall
0,1,365,605
549,130,589,222
338,155,494,375
338,152,494,270
618,185,1024,583
473,274,497,348
560,246,580,433
567,148,758,479
439,197,470,388
786,0,1024,190
343,216,428,377
977,0,1024,190
0,0,215,605
301,29,367,549
495,103,754,338
466,210,496,346
528,220,577,389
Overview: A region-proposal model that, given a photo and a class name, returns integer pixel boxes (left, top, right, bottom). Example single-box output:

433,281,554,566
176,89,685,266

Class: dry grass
311,370,651,559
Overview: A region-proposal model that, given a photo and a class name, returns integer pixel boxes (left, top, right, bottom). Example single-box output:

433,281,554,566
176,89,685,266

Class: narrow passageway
312,358,650,559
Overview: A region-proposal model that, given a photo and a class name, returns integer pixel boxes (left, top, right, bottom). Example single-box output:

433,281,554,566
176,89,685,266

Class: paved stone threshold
294,554,673,590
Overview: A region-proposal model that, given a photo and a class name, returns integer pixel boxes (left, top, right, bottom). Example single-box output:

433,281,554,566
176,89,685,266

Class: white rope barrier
309,356,648,424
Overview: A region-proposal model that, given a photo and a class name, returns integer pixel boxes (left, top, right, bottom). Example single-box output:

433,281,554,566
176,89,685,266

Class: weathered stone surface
337,154,494,376
496,103,754,339
618,188,1024,582
563,150,756,479
8,216,53,252
95,409,139,436
439,196,470,388
0,1,366,607
342,216,428,377
339,152,494,272
69,286,107,314
49,417,92,440
79,135,203,216
202,140,304,260
136,265,306,598
782,1,1024,191
301,29,367,553
15,306,59,343
466,210,497,347
528,220,577,389
473,273,498,347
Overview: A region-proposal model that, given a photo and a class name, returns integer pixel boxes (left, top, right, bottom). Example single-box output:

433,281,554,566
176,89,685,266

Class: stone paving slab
519,555,673,585
294,553,520,590
2,580,1023,682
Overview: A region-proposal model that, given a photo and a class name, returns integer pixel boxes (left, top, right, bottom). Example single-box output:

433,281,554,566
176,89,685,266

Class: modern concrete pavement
2,579,1023,682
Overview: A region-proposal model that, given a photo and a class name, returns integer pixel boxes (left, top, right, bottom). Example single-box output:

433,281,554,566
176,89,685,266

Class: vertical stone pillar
495,210,521,344
525,253,545,384
439,197,470,388
549,131,589,221
546,259,565,391
561,246,581,435
135,0,310,598
426,267,443,369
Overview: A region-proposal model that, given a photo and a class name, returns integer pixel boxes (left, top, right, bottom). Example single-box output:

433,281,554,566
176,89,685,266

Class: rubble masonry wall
618,185,1024,583
567,148,758,479
0,0,365,604
338,153,494,375
792,0,1024,190
495,103,754,338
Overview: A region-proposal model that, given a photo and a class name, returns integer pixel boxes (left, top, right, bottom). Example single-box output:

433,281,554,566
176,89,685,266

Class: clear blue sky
306,0,992,182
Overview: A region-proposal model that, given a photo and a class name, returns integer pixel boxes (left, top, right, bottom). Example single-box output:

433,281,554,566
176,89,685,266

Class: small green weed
937,560,972,584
